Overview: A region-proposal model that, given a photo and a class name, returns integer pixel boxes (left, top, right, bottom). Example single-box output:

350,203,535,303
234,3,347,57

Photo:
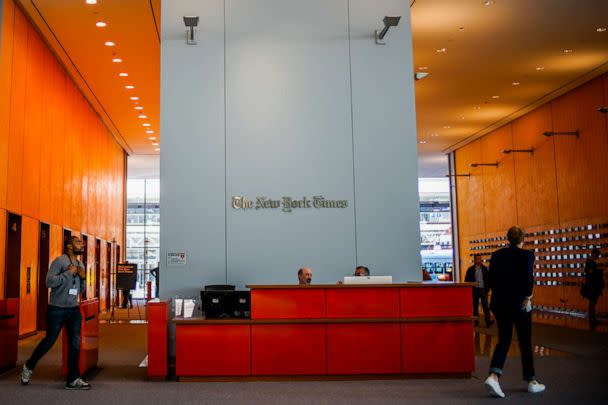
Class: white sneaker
528,380,546,393
20,364,33,385
485,375,505,398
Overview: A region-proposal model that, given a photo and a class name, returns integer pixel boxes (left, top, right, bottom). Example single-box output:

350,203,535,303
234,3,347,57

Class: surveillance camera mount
375,16,401,45
183,16,200,45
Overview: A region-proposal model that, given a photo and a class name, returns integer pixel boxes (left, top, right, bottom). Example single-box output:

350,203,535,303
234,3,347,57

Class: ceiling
15,0,608,177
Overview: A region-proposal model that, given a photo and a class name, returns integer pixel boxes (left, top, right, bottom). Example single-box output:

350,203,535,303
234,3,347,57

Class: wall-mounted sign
232,195,348,213
167,251,187,266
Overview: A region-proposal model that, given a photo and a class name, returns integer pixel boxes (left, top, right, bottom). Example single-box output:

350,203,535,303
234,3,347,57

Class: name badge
69,288,78,296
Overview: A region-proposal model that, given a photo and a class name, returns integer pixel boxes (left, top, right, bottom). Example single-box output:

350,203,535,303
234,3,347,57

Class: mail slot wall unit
172,284,474,378
62,299,99,377
0,299,19,372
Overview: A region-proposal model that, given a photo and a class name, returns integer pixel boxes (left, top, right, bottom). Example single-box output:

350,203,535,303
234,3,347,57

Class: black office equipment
200,285,250,319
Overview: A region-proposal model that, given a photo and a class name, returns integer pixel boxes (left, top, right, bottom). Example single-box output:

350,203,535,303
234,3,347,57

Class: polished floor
1,315,607,405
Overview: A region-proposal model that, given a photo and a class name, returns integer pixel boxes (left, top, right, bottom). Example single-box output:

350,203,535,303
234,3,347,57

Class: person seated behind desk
338,266,371,283
298,267,313,285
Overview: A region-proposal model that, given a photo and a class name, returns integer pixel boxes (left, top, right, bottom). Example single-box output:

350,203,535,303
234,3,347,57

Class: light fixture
152,143,159,146
492,95,500,99
482,0,495,6
535,66,544,71
148,137,156,140
112,58,122,63
119,72,128,77
415,72,430,80
146,130,155,134
418,66,428,70
105,41,115,47
473,106,481,110
512,82,520,86
125,85,135,89
419,140,427,144
443,125,451,129
134,106,144,110
436,48,446,53
563,49,573,53
502,148,534,155
138,114,148,119
597,27,607,32
130,96,139,100
471,162,499,167
375,16,401,45
459,116,465,120
154,148,160,152
96,21,107,27
431,133,438,137
86,0,97,4
143,123,151,127
183,16,200,45
543,130,579,138
598,106,608,113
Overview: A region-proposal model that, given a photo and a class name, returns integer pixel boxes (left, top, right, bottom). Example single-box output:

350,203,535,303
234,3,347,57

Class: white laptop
343,275,393,284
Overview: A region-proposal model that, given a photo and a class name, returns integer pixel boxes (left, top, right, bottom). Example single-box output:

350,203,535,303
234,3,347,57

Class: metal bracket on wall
502,148,534,155
543,130,579,138
445,173,471,177
470,162,499,168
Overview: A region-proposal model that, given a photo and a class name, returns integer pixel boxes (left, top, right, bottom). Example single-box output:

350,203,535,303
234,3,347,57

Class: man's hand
77,266,86,279
68,264,78,275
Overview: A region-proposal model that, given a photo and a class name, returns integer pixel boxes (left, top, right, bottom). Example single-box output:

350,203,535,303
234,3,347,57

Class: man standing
298,267,313,285
484,226,545,398
20,236,91,390
583,248,604,330
465,254,493,327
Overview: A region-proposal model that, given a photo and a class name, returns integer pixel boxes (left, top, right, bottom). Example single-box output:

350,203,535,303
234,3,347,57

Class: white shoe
20,364,33,385
485,375,505,398
528,380,546,393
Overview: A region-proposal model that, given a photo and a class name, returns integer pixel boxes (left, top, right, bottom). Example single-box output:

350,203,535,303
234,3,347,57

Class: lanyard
68,255,78,287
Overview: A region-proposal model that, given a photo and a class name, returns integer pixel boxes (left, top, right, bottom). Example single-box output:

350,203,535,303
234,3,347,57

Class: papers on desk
174,298,196,318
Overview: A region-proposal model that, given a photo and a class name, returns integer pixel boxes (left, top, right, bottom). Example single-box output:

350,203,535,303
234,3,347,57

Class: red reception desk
62,299,99,377
172,283,474,379
0,299,19,372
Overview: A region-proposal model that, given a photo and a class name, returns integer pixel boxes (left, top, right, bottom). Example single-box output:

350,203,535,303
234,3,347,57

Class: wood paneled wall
455,73,608,314
0,1,125,331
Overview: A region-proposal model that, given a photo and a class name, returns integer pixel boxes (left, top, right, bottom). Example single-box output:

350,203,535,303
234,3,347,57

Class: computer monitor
200,288,250,319
343,275,393,284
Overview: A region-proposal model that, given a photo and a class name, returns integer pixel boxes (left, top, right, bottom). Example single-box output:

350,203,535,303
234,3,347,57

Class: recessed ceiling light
473,106,481,110
418,66,428,70
596,27,606,32
535,66,544,71
419,140,427,144
130,96,139,100
125,85,135,89
146,130,154,134
443,125,451,129
512,82,520,86
436,48,446,53
148,137,156,140
134,106,144,110
143,123,151,127
154,148,160,152
119,72,128,77
431,133,438,137
86,0,97,4
459,116,465,120
95,21,106,27
112,58,122,63
563,49,573,53
138,114,148,119
492,95,500,99
152,143,159,146
482,0,495,6
458,26,465,31
105,41,115,47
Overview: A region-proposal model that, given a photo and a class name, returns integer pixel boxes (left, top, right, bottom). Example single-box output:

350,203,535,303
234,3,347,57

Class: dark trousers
472,288,491,322
26,305,82,383
589,297,598,324
489,310,535,381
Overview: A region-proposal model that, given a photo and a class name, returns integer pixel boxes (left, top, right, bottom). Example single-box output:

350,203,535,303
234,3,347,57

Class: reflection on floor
532,310,608,333
98,298,148,323
474,331,570,358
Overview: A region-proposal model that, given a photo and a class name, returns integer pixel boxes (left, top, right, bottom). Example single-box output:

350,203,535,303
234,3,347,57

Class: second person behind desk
298,267,313,285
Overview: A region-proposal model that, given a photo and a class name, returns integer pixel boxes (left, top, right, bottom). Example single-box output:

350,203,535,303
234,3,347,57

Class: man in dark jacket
464,254,493,326
583,248,604,330
484,226,545,398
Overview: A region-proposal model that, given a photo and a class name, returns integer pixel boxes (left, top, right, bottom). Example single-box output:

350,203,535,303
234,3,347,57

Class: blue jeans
26,305,82,383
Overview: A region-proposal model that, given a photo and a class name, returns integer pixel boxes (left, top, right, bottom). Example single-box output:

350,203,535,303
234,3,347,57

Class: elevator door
5,214,22,299
105,241,112,310
37,223,50,330
95,238,101,299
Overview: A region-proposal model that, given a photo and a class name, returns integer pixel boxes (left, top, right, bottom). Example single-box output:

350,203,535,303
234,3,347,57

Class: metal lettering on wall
232,196,348,213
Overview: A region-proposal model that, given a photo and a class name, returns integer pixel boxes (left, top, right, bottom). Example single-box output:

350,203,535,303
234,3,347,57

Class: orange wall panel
551,76,608,223
5,8,28,214
19,216,39,335
0,0,16,210
511,104,559,228
49,223,62,261
481,124,517,233
455,140,485,237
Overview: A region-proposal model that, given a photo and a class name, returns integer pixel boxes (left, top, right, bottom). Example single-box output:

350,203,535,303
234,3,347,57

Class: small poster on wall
167,251,187,266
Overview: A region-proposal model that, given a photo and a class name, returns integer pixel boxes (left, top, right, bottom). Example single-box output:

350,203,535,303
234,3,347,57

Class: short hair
591,248,601,256
507,226,525,246
298,268,304,277
64,235,79,252
473,254,482,259
355,266,370,276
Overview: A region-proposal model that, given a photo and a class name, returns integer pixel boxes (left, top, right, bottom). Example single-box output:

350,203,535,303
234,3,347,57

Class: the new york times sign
231,195,348,213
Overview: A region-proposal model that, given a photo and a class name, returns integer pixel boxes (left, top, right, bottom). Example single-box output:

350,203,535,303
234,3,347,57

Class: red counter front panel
402,322,474,374
251,289,325,319
0,299,19,372
176,324,251,376
400,287,471,318
147,302,168,378
326,323,401,375
325,288,400,318
62,299,99,377
252,324,326,375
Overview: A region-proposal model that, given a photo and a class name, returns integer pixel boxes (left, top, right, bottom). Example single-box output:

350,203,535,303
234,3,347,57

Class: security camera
183,16,200,45
415,72,430,80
